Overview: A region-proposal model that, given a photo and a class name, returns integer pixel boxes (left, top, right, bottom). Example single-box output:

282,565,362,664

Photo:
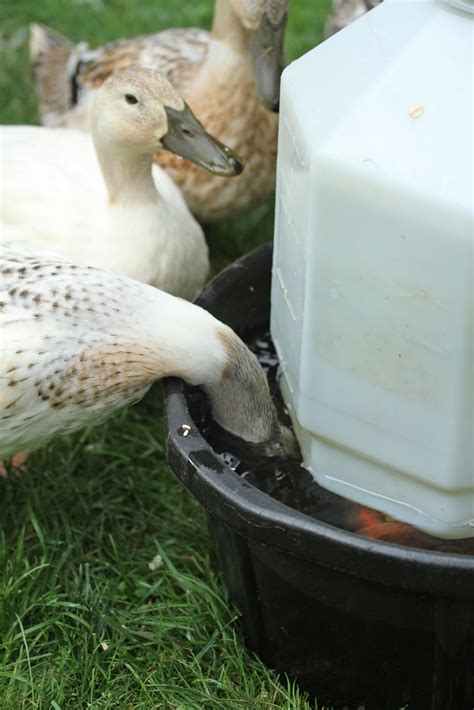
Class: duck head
231,0,288,112
90,68,244,176
203,327,297,458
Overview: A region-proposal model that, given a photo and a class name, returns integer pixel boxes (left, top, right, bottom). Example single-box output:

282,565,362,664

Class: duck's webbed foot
0,452,30,479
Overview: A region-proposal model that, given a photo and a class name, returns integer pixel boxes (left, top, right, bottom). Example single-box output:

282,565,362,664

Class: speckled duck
0,243,294,461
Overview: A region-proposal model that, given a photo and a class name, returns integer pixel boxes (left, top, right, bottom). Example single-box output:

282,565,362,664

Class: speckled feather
77,29,208,99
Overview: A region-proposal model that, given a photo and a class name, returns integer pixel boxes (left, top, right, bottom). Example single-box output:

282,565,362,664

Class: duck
0,243,295,462
1,68,243,300
324,0,381,38
29,0,288,222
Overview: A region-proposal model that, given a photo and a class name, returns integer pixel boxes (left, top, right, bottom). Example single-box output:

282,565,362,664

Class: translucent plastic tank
271,0,473,538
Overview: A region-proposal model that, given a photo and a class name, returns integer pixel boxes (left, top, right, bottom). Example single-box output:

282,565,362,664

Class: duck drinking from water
0,243,295,462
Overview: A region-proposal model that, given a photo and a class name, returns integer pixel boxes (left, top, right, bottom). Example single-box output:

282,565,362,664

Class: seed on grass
100,641,109,651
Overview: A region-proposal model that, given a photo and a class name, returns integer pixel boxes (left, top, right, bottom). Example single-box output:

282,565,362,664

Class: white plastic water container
271,0,474,538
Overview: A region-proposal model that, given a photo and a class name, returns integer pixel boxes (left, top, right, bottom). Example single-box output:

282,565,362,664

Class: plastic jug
271,0,473,537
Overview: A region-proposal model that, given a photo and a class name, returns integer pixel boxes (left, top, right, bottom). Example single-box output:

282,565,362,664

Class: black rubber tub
163,243,474,710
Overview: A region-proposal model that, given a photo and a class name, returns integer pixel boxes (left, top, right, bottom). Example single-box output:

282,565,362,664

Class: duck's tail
29,23,87,127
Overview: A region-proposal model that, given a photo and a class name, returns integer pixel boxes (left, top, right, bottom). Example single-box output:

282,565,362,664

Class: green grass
0,1,330,707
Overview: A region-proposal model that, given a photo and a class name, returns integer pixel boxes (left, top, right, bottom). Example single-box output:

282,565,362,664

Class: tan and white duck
0,243,295,461
1,68,242,300
29,0,288,222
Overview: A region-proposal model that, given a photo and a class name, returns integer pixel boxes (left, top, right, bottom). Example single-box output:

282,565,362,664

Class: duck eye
125,94,138,105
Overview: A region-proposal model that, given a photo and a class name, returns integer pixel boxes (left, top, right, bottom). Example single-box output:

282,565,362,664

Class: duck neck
203,328,278,445
140,291,282,446
93,138,159,206
211,0,252,54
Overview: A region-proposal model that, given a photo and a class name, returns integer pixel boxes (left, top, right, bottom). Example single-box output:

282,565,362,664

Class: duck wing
0,244,156,458
78,28,209,93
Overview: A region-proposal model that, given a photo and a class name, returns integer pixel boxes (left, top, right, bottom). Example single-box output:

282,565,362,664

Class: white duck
0,243,294,461
1,68,242,300
29,0,288,222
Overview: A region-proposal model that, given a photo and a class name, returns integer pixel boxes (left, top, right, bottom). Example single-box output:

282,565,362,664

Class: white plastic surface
271,0,474,538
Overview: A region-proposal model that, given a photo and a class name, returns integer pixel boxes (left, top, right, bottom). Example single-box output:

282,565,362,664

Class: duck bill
250,10,288,112
162,103,244,177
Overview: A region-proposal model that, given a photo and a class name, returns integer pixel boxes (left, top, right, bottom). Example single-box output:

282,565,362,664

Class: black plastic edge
162,243,474,597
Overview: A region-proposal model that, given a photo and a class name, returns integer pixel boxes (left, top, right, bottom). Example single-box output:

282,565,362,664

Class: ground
0,1,332,707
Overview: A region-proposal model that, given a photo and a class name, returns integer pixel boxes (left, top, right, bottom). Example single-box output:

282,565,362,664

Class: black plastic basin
163,243,474,710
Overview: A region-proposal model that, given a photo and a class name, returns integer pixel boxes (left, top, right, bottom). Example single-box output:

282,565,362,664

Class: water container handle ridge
443,0,474,13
